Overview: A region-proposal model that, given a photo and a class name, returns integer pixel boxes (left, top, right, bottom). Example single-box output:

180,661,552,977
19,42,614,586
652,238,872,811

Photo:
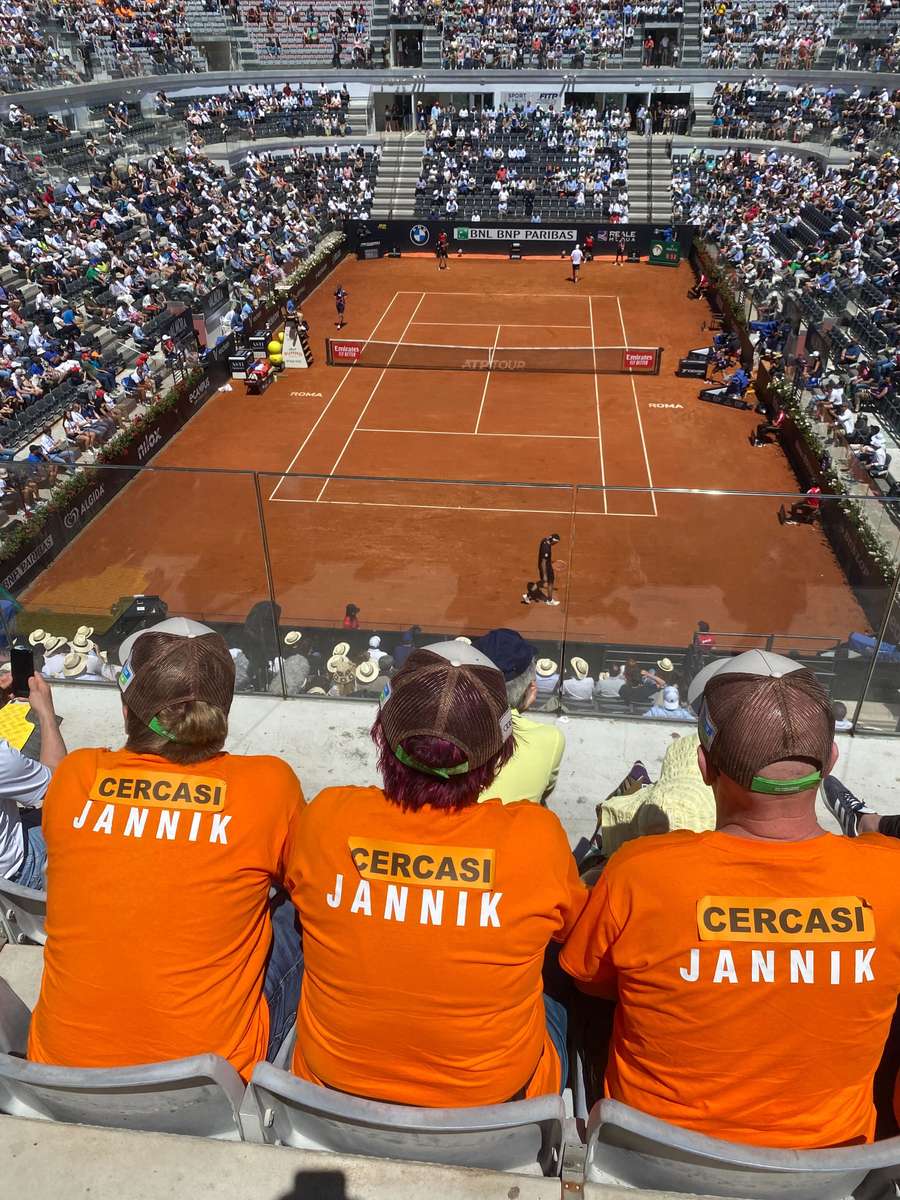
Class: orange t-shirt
560,829,900,1148
29,748,305,1081
286,787,587,1106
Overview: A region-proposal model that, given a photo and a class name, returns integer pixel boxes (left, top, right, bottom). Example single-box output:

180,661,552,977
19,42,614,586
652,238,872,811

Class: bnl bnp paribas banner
354,220,692,257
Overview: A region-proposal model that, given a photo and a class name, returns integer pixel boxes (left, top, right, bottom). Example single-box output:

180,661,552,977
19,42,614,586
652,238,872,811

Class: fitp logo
409,224,430,247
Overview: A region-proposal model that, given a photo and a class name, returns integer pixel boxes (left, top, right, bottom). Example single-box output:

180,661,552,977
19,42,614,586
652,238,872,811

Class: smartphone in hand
10,639,34,699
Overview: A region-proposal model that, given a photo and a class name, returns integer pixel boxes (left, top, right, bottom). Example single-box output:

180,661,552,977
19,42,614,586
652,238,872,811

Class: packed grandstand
2,3,900,1199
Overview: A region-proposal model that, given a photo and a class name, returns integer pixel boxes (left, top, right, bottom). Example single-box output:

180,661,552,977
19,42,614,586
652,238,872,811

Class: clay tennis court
21,255,869,646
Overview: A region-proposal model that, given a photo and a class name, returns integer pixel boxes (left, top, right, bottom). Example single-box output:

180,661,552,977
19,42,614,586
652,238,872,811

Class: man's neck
716,812,826,843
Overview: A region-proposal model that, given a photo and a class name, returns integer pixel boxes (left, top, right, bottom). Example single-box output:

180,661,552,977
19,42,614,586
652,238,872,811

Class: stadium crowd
177,80,356,140
4,615,900,1163
704,79,900,144
700,0,834,67
242,0,371,65
0,106,376,522
415,101,631,221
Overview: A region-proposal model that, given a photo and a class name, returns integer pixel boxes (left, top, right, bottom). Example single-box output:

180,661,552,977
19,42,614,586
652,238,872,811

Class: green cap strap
750,770,823,795
393,744,470,779
148,715,178,742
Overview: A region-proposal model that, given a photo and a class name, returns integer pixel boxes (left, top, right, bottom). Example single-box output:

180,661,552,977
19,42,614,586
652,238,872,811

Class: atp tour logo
409,224,431,247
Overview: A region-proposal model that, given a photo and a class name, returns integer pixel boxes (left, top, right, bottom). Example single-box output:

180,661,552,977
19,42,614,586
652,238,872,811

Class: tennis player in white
570,243,584,284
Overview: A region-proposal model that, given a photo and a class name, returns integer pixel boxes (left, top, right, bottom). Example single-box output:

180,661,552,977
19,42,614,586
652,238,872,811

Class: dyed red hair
371,714,514,812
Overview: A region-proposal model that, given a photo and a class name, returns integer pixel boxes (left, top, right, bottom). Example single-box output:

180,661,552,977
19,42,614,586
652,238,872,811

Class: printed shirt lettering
348,836,495,890
697,895,875,943
89,769,227,811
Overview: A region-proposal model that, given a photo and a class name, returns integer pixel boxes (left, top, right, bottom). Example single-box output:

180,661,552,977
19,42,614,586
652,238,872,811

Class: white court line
588,294,608,515
315,292,426,502
267,290,401,502
359,428,596,440
409,321,593,329
270,496,657,517
474,324,501,435
396,290,622,299
616,295,658,518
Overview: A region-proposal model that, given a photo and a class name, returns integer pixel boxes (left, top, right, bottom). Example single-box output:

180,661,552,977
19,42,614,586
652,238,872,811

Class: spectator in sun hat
327,654,356,697
563,649,900,1150
467,628,566,806
286,647,587,1107
534,657,560,700
354,657,388,698
29,616,306,1082
267,631,310,696
562,656,594,701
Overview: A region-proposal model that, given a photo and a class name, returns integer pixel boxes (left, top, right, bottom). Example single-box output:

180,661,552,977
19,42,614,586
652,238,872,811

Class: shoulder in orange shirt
29,747,305,1081
286,786,588,1107
561,828,900,1148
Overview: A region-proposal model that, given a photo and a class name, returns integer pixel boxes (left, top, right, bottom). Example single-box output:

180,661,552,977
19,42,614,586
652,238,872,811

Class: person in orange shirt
561,650,900,1149
287,647,587,1107
28,618,305,1081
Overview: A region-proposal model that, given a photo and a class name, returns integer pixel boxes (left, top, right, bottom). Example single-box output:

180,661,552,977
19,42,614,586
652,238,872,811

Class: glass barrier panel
1,463,274,696
256,471,575,700
562,487,900,728
854,562,900,735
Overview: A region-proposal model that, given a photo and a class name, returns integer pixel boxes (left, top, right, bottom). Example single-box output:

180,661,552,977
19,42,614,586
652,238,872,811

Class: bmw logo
409,224,430,246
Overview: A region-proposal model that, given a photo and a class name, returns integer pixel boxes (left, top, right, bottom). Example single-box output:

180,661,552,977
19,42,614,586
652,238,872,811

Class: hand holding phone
10,639,34,700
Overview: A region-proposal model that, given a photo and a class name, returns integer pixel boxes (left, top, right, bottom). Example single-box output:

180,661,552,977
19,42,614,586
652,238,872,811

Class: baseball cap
424,639,496,669
117,618,235,741
693,650,834,794
662,685,681,711
472,627,536,680
379,648,512,778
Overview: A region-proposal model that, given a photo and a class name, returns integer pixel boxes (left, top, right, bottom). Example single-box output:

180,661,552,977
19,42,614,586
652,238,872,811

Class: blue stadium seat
241,1063,567,1175
584,1099,900,1199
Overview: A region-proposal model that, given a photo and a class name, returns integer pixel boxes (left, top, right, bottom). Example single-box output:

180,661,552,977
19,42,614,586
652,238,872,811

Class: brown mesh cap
118,629,235,737
380,648,513,774
698,668,834,794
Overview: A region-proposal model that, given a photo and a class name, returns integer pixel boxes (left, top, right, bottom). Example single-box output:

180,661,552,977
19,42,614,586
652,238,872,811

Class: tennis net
325,339,662,375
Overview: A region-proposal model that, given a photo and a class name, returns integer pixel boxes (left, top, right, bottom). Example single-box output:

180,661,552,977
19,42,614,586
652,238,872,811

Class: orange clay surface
22,255,868,647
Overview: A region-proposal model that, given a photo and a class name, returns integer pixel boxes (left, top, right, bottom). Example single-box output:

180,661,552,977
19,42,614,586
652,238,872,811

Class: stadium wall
351,218,694,257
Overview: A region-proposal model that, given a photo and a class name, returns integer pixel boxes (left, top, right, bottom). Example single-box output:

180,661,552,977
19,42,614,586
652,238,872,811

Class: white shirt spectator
0,740,51,880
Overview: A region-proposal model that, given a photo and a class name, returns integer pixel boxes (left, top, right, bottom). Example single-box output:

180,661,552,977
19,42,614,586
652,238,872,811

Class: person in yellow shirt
470,628,566,805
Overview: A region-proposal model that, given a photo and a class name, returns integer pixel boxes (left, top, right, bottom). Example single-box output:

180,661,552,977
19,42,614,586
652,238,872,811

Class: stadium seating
0,1050,247,1140
0,877,47,946
242,1062,568,1174
584,1099,900,1199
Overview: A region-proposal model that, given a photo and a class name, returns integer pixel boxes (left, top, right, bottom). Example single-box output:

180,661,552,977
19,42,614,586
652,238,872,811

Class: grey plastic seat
242,1063,566,1175
0,876,47,945
0,1050,247,1140
0,978,30,1056
585,1099,900,1199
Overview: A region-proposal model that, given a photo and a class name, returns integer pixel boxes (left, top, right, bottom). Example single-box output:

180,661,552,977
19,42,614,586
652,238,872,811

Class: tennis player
436,231,449,270
538,533,561,604
570,244,584,284
334,285,348,329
